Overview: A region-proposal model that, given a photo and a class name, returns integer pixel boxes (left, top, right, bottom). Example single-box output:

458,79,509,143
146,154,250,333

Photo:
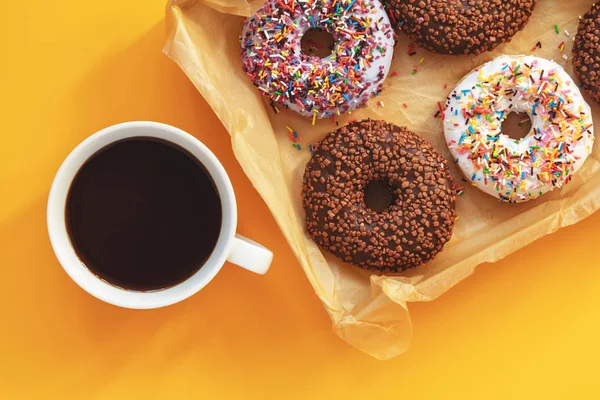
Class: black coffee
65,137,222,291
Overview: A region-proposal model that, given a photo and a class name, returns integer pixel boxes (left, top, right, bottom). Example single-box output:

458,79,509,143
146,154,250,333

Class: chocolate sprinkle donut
573,3,600,104
384,0,537,55
302,119,456,272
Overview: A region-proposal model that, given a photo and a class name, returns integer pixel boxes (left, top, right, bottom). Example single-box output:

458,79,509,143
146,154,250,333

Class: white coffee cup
47,121,273,309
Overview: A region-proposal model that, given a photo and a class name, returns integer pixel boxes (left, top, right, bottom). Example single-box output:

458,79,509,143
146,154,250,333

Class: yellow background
2,0,599,398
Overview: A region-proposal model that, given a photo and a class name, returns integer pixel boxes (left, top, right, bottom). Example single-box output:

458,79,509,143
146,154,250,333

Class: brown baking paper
164,0,600,359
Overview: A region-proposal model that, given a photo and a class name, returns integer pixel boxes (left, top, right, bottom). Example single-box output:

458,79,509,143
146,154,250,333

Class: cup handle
226,234,273,275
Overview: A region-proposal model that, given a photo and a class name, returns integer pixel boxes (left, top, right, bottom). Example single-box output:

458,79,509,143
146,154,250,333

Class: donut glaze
384,0,537,55
302,119,456,272
240,0,395,118
444,55,595,203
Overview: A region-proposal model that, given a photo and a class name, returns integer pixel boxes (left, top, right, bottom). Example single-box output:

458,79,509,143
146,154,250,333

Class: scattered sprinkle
518,116,530,126
454,184,465,197
270,101,280,114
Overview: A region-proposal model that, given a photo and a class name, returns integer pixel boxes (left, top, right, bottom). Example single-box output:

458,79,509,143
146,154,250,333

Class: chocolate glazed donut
384,0,537,55
573,3,600,104
302,119,456,273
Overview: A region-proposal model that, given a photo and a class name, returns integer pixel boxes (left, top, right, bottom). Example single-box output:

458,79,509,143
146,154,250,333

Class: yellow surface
2,1,600,398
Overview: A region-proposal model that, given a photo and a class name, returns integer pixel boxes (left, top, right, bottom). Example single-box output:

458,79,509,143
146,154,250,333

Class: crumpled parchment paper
164,0,600,359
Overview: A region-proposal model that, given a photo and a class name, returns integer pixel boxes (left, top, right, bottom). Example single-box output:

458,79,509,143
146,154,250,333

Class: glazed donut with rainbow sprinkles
444,55,595,203
240,0,395,119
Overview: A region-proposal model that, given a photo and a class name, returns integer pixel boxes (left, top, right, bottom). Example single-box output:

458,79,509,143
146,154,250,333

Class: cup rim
47,121,237,309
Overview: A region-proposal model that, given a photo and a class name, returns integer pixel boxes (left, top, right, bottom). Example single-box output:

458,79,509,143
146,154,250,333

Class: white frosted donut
444,55,595,203
240,0,395,119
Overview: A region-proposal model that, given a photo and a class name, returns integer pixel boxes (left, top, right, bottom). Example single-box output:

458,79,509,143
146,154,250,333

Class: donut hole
300,28,335,59
502,112,532,141
364,180,394,213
